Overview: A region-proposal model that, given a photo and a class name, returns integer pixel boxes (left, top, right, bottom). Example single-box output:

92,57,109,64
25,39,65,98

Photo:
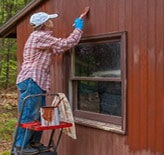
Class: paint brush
73,6,90,26
79,6,90,19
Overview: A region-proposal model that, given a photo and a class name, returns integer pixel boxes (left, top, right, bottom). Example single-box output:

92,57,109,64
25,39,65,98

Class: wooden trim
70,76,121,82
71,31,127,133
120,32,127,132
80,31,126,43
74,110,122,125
75,117,126,134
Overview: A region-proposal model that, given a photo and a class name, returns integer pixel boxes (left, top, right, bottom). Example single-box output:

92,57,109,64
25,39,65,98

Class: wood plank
94,0,107,33
138,0,148,150
85,0,96,35
111,0,119,31
118,0,126,30
125,0,134,150
130,0,141,150
106,0,113,32
155,0,164,152
147,0,156,152
113,134,122,155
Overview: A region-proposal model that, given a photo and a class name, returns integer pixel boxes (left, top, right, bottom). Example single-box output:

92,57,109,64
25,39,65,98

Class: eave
0,0,44,38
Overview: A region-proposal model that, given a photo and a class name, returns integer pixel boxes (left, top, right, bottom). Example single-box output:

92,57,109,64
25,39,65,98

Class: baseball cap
30,12,59,27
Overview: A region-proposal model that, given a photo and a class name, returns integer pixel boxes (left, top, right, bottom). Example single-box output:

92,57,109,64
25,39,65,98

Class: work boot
30,142,49,153
16,145,39,155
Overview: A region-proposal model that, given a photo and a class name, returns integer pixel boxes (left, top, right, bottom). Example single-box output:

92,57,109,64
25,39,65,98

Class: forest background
0,1,31,154
0,0,31,90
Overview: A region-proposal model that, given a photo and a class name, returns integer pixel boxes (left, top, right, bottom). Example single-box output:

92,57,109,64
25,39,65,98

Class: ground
0,91,18,154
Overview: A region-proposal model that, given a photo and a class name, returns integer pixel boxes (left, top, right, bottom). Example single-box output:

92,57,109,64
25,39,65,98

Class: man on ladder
14,11,84,154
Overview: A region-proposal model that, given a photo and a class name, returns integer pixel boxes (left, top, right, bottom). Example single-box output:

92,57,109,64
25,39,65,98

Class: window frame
69,31,127,134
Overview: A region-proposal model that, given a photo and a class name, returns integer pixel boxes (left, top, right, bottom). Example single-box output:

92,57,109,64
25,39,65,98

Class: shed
0,0,164,155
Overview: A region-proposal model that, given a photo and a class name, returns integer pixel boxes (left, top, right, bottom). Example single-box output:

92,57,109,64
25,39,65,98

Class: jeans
15,78,46,147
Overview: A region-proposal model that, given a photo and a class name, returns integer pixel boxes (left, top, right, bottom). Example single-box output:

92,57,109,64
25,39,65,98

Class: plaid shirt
16,29,83,91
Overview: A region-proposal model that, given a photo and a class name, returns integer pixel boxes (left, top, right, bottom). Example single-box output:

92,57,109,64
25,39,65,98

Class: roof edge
0,0,44,38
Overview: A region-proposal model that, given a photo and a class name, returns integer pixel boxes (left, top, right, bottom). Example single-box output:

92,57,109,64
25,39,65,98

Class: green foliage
0,118,16,141
0,39,17,89
0,0,31,89
0,117,16,142
0,105,17,154
0,0,32,25
0,59,17,86
1,151,10,155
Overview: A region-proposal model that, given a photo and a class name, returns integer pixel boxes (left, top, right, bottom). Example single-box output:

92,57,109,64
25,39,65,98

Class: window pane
77,81,121,116
75,42,121,77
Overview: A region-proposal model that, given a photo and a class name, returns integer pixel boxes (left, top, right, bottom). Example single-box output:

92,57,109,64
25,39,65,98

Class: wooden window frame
69,31,127,134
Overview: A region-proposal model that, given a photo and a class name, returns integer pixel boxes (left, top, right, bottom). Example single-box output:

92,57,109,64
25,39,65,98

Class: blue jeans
15,78,46,147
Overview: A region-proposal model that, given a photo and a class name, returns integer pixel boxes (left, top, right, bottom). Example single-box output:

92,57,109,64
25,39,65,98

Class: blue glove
74,18,84,30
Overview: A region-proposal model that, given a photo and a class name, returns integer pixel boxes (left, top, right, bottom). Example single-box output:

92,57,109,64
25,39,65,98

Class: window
69,31,127,134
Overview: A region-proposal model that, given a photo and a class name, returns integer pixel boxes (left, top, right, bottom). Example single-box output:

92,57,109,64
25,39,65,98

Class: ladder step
19,121,72,131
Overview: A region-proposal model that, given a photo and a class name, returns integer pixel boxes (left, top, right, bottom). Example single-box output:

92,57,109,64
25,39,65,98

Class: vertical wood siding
16,0,164,154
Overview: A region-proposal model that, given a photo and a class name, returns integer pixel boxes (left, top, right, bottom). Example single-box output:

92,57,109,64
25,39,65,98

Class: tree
0,0,31,90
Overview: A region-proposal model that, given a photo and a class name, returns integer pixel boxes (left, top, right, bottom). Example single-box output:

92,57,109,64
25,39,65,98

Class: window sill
75,117,126,135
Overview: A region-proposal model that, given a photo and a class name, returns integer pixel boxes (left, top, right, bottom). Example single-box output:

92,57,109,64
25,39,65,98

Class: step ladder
11,94,73,155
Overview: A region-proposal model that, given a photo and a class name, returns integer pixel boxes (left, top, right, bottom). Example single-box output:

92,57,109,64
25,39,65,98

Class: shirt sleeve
37,29,83,54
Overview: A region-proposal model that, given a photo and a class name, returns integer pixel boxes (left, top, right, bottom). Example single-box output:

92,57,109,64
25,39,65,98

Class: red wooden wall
16,0,164,154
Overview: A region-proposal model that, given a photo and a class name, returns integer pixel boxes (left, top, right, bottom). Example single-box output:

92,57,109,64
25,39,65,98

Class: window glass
75,42,121,77
70,32,127,133
77,81,121,116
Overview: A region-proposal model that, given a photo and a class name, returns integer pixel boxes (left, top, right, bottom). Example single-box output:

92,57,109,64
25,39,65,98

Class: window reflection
75,42,121,77
77,81,121,116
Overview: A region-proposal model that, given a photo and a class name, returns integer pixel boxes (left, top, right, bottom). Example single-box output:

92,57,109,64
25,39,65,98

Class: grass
0,103,17,154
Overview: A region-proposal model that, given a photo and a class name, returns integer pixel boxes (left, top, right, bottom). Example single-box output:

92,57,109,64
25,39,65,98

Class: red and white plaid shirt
16,29,83,91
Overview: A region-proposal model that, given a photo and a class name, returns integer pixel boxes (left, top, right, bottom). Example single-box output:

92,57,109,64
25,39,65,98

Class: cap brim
48,14,59,19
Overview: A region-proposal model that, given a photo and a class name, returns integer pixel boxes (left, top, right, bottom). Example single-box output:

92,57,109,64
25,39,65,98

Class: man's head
30,12,59,30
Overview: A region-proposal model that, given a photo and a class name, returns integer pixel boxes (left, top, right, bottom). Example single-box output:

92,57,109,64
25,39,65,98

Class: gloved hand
74,18,84,30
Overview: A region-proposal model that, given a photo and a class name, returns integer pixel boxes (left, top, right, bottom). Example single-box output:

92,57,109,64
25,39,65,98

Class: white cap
30,12,59,27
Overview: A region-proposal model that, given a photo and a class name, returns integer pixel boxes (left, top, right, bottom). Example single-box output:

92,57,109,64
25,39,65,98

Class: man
15,12,84,154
